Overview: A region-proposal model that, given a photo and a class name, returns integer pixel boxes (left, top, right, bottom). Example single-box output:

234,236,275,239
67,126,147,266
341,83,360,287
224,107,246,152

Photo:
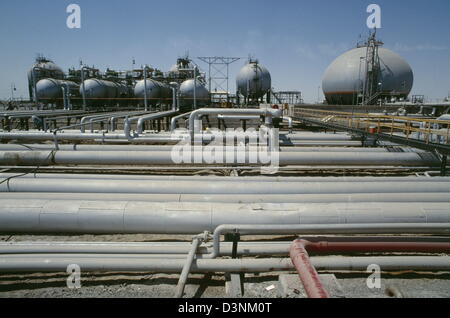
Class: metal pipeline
188,108,283,135
175,235,203,298
290,240,329,298
0,144,397,153
3,237,449,255
2,173,445,182
2,192,450,203
3,178,450,194
0,150,441,166
0,256,449,273
171,112,192,131
135,110,178,134
290,239,450,298
1,196,449,234
208,224,450,259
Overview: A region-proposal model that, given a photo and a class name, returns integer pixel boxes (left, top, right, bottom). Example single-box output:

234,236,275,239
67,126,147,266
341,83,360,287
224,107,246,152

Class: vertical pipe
81,67,87,111
61,87,67,110
143,66,148,112
193,66,198,110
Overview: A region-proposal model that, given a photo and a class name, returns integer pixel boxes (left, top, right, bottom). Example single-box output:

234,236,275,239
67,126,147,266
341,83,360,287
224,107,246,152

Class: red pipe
290,240,450,298
290,240,330,298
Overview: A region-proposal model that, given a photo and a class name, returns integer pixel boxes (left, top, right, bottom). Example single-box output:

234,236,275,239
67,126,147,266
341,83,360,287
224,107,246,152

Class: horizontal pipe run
2,192,450,203
0,144,396,153
0,256,449,273
3,237,450,255
0,151,441,167
209,224,450,259
0,197,449,233
1,173,447,182
3,178,450,194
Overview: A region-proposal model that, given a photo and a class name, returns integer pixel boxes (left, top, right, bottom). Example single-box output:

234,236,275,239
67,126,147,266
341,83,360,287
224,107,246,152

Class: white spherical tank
322,47,414,105
236,61,271,99
134,79,172,106
179,79,209,107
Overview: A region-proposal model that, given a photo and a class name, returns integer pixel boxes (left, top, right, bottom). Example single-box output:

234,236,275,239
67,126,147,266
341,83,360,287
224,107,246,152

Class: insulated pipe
2,192,450,203
0,131,351,143
0,256,449,273
0,196,449,234
0,144,393,153
0,132,185,143
0,150,441,166
3,179,450,194
3,178,450,194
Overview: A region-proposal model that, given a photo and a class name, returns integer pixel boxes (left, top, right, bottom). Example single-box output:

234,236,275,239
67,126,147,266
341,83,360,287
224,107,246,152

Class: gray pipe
0,150,440,167
0,256,448,273
3,178,450,194
0,199,449,234
0,144,393,153
2,192,450,203
208,224,450,258
2,173,443,182
175,237,201,298
3,237,448,255
188,108,283,134
2,178,450,194
171,112,192,131
136,110,178,134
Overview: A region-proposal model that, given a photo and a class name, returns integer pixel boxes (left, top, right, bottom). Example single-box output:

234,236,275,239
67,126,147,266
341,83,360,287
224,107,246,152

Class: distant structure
236,58,272,106
28,55,64,101
322,31,414,105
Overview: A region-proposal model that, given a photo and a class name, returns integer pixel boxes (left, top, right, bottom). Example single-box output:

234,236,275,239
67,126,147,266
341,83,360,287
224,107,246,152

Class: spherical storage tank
322,47,414,105
36,79,79,103
236,61,271,99
80,79,130,106
28,57,65,100
134,79,172,106
179,79,209,108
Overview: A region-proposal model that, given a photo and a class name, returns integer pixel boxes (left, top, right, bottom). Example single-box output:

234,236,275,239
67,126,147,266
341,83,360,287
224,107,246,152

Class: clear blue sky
0,0,449,102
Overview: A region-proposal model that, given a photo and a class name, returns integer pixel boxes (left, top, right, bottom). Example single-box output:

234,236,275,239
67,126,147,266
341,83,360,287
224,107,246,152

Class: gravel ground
1,234,450,298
